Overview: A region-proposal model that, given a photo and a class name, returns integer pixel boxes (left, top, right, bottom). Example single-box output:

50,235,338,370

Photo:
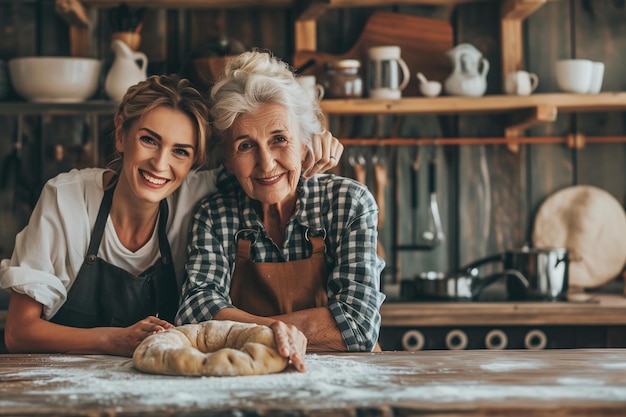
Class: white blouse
0,167,217,319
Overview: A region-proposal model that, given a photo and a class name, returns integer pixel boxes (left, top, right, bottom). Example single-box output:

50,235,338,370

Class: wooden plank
78,0,295,8
500,18,523,81
319,93,626,116
501,0,547,20
294,20,316,53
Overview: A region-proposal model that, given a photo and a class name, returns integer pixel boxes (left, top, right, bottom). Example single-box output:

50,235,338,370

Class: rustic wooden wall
0,0,624,296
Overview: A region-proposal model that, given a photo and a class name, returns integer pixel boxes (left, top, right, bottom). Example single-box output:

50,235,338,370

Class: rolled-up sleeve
0,173,92,319
326,183,386,351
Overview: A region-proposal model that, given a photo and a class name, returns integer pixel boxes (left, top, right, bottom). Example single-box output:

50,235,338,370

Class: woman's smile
139,169,170,187
255,173,284,186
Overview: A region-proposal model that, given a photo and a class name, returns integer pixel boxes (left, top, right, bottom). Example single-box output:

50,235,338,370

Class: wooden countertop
381,293,626,327
1,349,626,416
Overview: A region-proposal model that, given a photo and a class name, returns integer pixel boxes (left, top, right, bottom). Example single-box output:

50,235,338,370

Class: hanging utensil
410,147,421,244
422,151,445,243
395,147,442,251
349,152,366,185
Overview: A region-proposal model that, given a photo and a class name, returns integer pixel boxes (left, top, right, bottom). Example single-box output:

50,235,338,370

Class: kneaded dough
133,320,288,376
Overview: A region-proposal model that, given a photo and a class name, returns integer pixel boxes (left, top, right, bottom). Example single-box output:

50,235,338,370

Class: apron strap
85,186,114,262
235,227,326,259
157,199,173,265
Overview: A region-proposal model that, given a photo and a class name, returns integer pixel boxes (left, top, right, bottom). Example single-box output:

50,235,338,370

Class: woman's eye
274,136,287,143
238,142,253,151
173,148,191,158
140,135,157,146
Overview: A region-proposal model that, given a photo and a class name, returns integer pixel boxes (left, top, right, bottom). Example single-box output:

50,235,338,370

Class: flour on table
480,360,543,372
2,354,626,411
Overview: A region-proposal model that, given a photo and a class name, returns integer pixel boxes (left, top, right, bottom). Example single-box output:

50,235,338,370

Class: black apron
50,186,178,328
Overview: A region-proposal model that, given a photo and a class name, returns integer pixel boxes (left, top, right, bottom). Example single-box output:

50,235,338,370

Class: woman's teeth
141,170,168,185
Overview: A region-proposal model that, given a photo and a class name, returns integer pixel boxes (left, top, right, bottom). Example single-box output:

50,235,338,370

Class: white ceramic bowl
9,57,103,103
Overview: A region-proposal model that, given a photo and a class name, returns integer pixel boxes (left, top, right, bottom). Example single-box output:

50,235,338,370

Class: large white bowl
9,57,103,103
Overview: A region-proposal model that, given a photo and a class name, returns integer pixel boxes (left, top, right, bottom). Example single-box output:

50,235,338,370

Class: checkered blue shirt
176,167,386,351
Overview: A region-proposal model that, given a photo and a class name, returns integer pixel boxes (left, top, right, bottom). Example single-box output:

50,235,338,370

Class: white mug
297,75,325,101
588,61,605,94
555,59,593,94
367,45,410,99
504,70,539,96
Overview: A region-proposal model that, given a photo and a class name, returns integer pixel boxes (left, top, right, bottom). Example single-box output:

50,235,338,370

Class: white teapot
444,43,489,97
105,39,148,102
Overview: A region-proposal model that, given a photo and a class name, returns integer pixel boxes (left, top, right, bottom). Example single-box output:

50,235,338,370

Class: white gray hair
209,50,325,163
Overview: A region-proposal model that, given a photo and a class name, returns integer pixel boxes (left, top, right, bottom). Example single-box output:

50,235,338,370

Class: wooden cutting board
293,11,454,98
532,185,626,288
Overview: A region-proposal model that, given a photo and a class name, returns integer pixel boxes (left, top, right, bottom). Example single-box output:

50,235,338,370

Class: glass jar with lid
324,59,363,98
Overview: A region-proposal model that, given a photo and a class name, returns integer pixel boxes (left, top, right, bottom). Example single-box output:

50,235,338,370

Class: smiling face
224,103,307,207
115,105,197,205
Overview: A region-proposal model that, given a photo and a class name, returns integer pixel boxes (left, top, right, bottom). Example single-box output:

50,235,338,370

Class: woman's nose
256,147,275,170
151,150,169,170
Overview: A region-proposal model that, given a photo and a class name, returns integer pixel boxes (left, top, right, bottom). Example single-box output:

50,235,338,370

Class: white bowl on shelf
9,57,103,103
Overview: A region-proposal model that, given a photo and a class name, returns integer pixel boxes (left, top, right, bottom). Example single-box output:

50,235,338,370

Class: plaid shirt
176,167,386,351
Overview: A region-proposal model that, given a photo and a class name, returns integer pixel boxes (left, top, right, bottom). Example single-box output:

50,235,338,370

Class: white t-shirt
0,167,218,319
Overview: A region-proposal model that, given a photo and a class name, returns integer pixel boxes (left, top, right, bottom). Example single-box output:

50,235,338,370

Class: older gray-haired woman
176,51,385,369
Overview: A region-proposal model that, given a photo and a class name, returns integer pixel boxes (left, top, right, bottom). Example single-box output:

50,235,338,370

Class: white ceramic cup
588,61,605,94
504,70,539,96
297,75,325,101
555,59,593,94
367,45,410,99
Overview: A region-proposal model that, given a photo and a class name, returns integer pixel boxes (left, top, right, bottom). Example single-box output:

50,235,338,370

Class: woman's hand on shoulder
108,316,174,356
302,130,344,179
269,320,308,372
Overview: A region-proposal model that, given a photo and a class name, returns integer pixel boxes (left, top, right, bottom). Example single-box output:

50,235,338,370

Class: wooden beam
501,0,548,20
500,18,523,82
294,19,317,53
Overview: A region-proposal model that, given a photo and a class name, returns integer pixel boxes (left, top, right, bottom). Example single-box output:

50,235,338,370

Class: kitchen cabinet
380,293,626,350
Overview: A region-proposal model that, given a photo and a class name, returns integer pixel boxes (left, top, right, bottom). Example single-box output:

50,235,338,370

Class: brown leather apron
229,229,328,316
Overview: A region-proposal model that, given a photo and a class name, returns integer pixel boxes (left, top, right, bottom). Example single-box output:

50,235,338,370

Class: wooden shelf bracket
504,104,557,152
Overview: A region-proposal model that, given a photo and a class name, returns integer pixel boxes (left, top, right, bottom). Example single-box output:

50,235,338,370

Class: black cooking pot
463,247,569,301
412,268,529,301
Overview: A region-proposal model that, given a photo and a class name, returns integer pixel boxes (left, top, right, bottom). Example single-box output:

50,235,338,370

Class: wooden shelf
319,92,626,116
380,294,626,327
74,0,294,7
0,101,118,116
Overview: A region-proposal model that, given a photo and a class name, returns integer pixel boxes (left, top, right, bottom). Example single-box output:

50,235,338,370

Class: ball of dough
133,320,289,376
533,185,626,288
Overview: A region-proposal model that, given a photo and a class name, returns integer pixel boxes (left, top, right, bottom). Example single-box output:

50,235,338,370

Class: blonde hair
109,74,210,172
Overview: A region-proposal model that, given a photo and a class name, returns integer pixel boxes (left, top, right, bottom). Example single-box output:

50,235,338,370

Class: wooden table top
1,349,626,416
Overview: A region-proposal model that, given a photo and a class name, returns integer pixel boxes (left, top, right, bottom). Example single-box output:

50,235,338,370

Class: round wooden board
532,185,626,288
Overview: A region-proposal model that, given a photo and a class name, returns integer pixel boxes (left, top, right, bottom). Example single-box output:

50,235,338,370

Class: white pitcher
444,43,489,97
105,39,148,102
